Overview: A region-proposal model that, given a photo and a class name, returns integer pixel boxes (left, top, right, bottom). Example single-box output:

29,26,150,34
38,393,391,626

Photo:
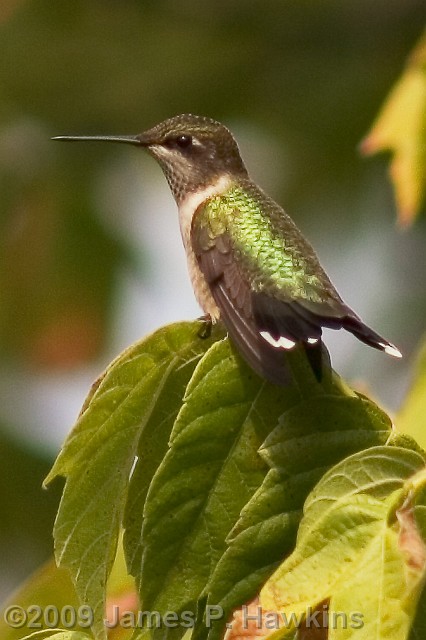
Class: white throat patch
178,174,233,247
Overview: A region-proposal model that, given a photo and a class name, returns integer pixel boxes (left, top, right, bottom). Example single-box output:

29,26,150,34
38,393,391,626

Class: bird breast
178,174,233,321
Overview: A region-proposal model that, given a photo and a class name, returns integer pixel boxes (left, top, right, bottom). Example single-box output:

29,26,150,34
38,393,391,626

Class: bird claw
197,314,212,339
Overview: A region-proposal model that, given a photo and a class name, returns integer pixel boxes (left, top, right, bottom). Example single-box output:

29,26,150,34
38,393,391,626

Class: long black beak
51,134,148,146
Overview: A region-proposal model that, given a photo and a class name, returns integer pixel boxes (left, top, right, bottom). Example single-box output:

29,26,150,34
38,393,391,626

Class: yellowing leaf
260,447,426,640
361,30,426,226
397,338,426,450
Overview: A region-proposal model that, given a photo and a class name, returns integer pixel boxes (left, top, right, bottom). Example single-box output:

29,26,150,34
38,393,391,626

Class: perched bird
53,114,401,385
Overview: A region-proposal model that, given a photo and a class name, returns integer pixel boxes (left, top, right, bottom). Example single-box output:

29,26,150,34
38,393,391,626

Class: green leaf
297,445,426,542
398,338,426,451
139,338,299,633
260,446,426,640
410,579,426,640
45,321,221,640
199,392,392,640
123,323,225,580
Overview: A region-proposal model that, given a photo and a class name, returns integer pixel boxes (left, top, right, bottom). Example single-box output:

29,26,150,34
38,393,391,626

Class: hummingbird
53,114,401,385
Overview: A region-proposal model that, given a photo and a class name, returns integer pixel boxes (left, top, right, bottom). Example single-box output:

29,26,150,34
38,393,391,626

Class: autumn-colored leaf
361,29,426,226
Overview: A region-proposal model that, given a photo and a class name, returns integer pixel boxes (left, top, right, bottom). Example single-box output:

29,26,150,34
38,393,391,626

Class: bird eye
175,134,192,148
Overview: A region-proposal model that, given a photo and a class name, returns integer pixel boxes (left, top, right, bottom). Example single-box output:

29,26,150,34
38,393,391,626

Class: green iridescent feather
195,181,343,307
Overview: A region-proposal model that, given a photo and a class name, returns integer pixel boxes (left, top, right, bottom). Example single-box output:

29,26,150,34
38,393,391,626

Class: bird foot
197,314,212,339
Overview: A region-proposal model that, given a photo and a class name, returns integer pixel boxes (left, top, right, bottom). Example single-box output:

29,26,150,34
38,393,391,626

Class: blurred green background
0,0,425,601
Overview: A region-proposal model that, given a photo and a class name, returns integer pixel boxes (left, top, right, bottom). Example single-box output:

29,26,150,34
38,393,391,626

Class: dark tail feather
214,283,293,386
303,340,323,381
342,316,402,358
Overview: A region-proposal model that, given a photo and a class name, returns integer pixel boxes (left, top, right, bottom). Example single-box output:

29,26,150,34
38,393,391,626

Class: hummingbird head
135,114,249,203
53,114,249,204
